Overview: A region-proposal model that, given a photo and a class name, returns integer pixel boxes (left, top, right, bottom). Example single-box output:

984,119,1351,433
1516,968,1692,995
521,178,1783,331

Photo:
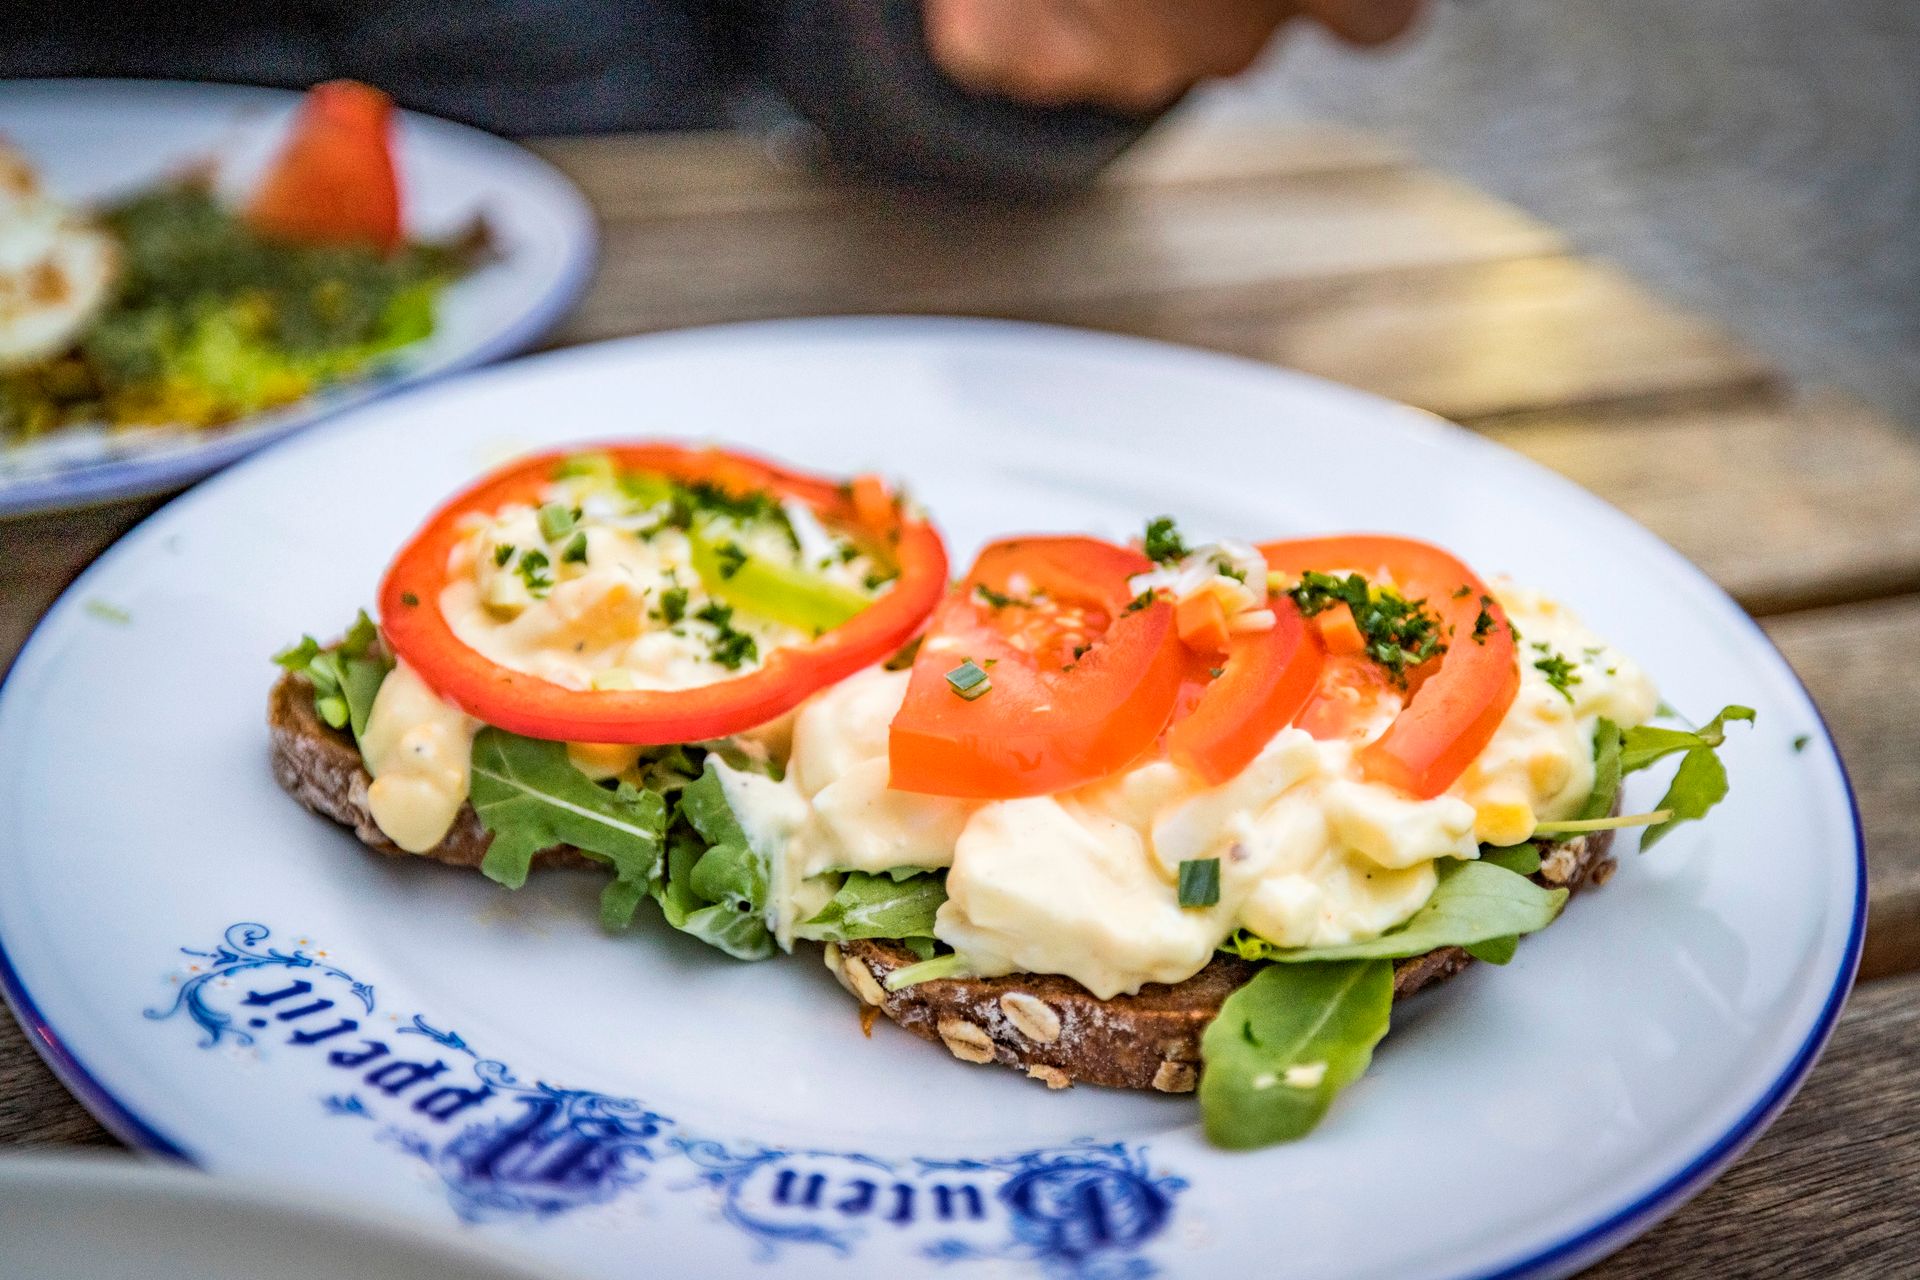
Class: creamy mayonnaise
360,659,479,854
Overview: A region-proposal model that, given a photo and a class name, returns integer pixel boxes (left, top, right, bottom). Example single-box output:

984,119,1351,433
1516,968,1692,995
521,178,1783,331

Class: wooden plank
530,121,1407,222
1588,966,1920,1276
0,497,161,680
1484,394,1920,615
1026,255,1777,422
0,1010,110,1146
544,130,1773,424
553,164,1565,341
1764,596,1920,981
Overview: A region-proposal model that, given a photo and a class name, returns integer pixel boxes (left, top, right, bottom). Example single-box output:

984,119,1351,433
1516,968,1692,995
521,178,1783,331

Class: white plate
0,319,1862,1280
0,1152,567,1279
0,79,595,517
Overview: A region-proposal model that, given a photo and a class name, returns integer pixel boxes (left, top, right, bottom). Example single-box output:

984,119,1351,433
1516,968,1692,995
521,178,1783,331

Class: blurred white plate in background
0,79,595,516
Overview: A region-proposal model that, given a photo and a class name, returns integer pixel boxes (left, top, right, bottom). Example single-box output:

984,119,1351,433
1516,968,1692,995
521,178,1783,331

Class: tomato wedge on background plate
889,536,1184,797
1261,534,1519,798
379,443,949,744
247,80,403,253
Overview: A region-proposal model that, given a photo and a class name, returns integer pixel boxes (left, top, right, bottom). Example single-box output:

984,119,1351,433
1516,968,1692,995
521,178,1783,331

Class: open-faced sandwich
1,81,486,443
271,443,1750,1148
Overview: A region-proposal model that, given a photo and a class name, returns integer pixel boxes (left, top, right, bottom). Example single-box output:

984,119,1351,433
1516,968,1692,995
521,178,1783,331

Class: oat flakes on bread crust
268,670,592,871
835,826,1616,1094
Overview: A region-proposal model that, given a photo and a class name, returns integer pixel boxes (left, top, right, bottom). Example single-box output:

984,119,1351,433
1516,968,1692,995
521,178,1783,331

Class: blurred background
9,0,1913,424
1199,0,1920,430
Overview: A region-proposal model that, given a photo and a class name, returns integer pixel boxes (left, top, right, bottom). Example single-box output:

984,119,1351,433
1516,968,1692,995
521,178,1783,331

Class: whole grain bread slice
270,668,1615,1093
268,670,591,871
831,824,1615,1094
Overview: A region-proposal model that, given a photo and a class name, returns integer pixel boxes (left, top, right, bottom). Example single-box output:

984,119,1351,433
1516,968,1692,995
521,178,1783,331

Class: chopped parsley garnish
1143,515,1189,565
1287,571,1446,685
1533,649,1580,702
695,601,757,670
1452,585,1472,599
656,586,688,624
713,540,749,579
1123,589,1157,615
1208,666,1225,679
1792,733,1811,752
517,548,553,597
710,628,757,670
945,659,992,701
1177,857,1221,908
536,502,580,543
863,570,897,592
1214,558,1247,583
400,592,420,608
671,480,794,547
493,543,516,567
561,531,589,564
1472,595,1497,642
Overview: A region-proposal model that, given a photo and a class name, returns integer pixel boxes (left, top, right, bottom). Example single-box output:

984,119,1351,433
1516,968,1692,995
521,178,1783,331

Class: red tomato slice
378,443,948,744
888,537,1184,798
1166,596,1325,786
247,80,403,253
1259,535,1518,798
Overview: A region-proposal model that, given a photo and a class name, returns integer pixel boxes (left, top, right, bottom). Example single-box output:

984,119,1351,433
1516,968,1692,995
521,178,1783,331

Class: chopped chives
945,659,992,701
536,501,579,542
1177,857,1221,908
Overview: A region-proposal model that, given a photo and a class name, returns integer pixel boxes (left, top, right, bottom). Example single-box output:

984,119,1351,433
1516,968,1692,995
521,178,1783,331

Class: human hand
923,0,1423,112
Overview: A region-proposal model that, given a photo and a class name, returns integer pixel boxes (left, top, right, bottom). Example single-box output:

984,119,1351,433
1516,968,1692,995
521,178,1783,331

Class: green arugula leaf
1640,742,1730,849
1224,861,1566,963
798,871,947,943
1580,718,1624,821
815,864,928,883
1480,842,1542,876
1620,705,1755,773
468,729,667,929
1199,960,1393,1148
1464,935,1520,965
650,763,776,960
272,610,392,742
1620,705,1755,847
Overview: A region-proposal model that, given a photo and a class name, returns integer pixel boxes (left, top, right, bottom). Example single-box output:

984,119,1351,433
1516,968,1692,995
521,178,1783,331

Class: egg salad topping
357,462,892,853
756,575,1655,998
444,465,888,692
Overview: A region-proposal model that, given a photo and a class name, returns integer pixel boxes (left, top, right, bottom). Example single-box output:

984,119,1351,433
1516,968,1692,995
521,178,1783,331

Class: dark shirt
6,0,1160,196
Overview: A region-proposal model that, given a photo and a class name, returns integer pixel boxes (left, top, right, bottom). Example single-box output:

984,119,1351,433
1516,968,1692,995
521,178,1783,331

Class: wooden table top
3,122,1915,1274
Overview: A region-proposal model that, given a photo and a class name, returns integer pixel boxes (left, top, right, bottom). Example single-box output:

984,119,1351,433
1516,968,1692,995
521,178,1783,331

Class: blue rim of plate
0,80,599,519
0,320,1867,1277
